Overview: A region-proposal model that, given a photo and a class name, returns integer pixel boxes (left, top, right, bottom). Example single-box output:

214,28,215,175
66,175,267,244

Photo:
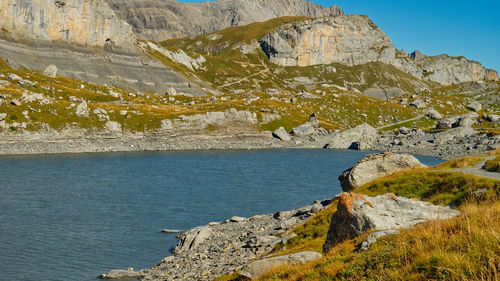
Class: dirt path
376,114,425,131
438,156,500,181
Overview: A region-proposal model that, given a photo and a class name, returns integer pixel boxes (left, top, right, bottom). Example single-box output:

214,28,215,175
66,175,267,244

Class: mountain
105,0,343,41
0,0,134,47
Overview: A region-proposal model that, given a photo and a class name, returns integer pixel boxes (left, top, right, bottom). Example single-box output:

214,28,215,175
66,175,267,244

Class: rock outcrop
394,54,498,85
338,152,425,192
139,199,332,281
105,0,343,41
323,193,460,253
260,15,498,85
239,251,322,279
0,37,205,95
0,0,134,48
260,15,395,67
325,123,378,150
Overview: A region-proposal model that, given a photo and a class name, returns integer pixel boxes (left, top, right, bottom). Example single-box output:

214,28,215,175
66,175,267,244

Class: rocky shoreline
0,124,498,160
101,199,332,280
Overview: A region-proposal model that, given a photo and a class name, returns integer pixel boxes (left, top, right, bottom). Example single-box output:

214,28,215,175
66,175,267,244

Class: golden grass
259,201,500,281
484,156,500,173
434,155,485,169
216,165,500,281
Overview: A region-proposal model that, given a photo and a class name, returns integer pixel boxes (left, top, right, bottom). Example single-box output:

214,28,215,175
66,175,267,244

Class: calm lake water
0,149,441,281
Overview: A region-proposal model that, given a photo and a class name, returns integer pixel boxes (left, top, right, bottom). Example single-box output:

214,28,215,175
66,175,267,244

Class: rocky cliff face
105,0,343,41
394,54,498,85
259,15,498,85
260,15,395,67
0,0,134,47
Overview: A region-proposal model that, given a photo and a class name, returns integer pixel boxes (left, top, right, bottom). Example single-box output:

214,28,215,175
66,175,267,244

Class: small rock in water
161,229,183,234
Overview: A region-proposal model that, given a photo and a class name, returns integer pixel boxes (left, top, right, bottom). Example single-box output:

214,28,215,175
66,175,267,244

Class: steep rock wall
0,0,134,47
105,0,343,41
259,15,396,67
259,15,498,85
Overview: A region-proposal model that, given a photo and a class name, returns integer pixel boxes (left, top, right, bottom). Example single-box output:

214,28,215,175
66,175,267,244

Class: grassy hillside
216,154,500,281
0,16,498,135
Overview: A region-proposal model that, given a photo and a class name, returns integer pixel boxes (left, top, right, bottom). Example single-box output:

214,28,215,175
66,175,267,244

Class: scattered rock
239,251,322,280
75,100,89,117
323,193,460,253
409,98,427,109
338,152,425,192
291,114,319,137
483,114,500,123
7,73,22,81
0,113,6,121
43,64,57,77
434,126,477,144
466,101,482,112
104,121,122,134
272,127,291,141
166,87,177,95
425,108,443,120
10,99,21,106
399,127,410,135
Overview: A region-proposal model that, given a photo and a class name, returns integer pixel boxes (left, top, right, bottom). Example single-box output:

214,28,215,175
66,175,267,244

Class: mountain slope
105,0,343,41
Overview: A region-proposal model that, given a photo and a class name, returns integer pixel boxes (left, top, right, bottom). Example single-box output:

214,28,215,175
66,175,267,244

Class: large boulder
434,126,477,144
339,152,425,192
323,193,460,253
239,251,322,279
43,64,57,78
326,123,378,150
437,113,479,129
425,108,443,120
466,101,482,112
75,100,89,117
174,225,212,254
272,127,291,141
291,113,319,137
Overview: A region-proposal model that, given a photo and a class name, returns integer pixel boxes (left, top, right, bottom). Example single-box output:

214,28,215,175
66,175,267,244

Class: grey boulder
466,101,482,112
323,193,459,253
291,113,319,137
338,152,425,192
326,123,378,150
239,251,322,279
272,126,291,141
43,64,57,77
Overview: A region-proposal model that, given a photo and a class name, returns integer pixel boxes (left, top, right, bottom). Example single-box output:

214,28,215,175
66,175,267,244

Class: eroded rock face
394,54,498,85
0,0,135,47
260,15,395,67
105,0,343,41
260,15,497,85
338,152,425,192
323,193,460,253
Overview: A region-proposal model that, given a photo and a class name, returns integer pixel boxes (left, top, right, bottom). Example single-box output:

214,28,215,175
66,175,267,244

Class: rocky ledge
102,199,331,280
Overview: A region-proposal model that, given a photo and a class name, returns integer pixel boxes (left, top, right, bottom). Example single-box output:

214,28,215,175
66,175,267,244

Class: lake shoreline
0,131,497,160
